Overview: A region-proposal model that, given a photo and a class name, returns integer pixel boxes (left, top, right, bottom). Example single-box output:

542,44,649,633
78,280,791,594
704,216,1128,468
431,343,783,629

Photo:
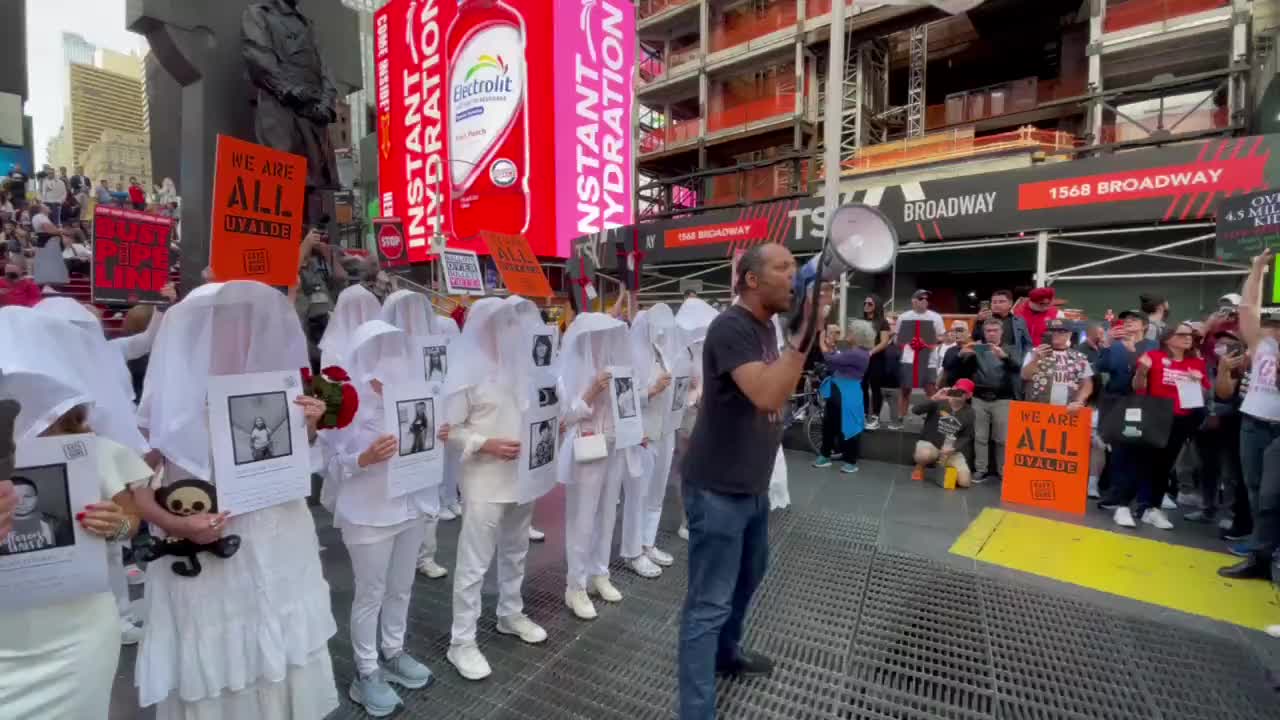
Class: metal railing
840,126,1079,176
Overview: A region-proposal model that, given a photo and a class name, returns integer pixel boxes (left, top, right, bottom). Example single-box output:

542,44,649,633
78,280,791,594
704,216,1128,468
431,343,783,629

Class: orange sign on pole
209,135,307,286
1001,400,1093,515
482,231,554,298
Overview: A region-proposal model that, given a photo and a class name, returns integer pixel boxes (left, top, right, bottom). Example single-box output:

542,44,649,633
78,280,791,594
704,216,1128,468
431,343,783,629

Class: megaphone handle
791,281,823,356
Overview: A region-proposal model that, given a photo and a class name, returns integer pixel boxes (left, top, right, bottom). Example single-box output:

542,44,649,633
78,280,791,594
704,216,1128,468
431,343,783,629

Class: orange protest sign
1001,400,1093,515
482,231,554,298
210,135,307,286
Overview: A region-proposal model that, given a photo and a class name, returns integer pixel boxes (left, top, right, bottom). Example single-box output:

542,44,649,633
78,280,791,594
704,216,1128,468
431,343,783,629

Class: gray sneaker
349,669,402,717
383,651,434,690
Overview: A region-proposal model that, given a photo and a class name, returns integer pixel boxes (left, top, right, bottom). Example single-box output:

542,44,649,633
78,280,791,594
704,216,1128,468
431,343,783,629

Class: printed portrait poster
517,384,560,505
92,206,174,305
607,365,643,449
416,334,451,384
383,380,444,500
0,434,109,612
209,135,307,287
207,371,312,515
1002,401,1092,515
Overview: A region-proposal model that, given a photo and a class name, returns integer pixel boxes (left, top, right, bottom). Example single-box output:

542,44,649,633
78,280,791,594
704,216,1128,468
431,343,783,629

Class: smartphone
0,397,17,481
979,300,991,312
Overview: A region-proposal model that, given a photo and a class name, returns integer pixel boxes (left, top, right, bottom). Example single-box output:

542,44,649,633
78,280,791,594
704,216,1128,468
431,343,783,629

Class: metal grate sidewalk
324,509,1276,719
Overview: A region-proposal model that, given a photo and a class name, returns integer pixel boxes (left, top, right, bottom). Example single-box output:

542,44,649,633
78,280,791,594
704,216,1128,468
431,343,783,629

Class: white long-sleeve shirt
446,381,523,504
40,177,66,205
320,415,437,536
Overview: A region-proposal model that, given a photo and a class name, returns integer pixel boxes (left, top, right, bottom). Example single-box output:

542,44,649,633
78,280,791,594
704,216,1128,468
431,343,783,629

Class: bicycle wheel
804,405,824,456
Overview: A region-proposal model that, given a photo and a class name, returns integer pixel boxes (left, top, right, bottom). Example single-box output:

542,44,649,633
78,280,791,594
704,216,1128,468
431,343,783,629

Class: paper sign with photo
207,371,311,516
669,376,692,429
608,365,643,449
383,381,444,500
516,389,559,505
416,334,451,384
1,435,108,612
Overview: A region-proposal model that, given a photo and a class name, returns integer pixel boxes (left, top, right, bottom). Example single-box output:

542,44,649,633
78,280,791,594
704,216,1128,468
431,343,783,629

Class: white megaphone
788,203,899,339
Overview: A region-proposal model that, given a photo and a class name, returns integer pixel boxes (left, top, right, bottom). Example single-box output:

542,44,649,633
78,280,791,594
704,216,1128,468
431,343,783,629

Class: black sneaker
716,649,774,678
1221,528,1252,542
1096,497,1122,511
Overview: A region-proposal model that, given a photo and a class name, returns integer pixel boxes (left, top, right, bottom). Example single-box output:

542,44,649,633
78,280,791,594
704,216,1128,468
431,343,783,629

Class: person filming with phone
677,243,830,720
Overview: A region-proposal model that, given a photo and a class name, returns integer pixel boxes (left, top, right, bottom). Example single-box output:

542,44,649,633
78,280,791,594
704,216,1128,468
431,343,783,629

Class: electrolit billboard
375,0,636,262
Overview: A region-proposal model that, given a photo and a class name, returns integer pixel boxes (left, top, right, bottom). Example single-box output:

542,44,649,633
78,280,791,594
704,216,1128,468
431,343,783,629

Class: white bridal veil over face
443,295,545,419
379,289,459,339
138,281,309,480
318,284,381,360
346,320,415,388
558,312,629,411
631,302,681,391
0,306,147,451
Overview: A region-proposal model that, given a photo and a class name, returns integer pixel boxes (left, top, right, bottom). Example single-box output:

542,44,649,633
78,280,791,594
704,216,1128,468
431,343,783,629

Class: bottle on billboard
447,0,530,242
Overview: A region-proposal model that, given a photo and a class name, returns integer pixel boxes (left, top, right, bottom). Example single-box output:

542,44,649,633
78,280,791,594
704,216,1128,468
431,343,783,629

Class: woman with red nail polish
0,308,151,720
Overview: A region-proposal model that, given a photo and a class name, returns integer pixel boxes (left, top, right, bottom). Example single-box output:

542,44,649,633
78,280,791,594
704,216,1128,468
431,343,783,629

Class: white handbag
573,431,608,463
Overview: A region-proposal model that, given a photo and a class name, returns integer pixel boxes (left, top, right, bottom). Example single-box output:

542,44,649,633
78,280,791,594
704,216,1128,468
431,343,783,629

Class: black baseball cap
1117,309,1145,322
911,289,931,300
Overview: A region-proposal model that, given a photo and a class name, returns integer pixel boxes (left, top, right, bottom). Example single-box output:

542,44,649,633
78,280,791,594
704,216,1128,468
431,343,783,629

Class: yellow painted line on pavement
950,508,1280,631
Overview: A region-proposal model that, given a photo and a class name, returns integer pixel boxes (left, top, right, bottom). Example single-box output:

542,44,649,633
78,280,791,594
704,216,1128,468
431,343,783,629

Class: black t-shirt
683,305,784,496
7,171,26,195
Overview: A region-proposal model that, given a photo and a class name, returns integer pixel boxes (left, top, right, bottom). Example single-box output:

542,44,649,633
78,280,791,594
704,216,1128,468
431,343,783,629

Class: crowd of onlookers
0,163,181,307
810,253,1279,584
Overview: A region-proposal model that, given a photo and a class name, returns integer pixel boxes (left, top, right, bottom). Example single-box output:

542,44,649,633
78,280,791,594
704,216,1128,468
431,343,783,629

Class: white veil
379,289,460,339
630,303,680,391
676,297,718,346
138,281,309,480
346,320,415,387
555,312,628,484
33,296,138,414
443,295,544,420
318,284,381,363
0,306,148,454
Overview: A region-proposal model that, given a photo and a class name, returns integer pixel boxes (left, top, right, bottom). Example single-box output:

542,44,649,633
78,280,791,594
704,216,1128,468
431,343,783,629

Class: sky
25,0,148,168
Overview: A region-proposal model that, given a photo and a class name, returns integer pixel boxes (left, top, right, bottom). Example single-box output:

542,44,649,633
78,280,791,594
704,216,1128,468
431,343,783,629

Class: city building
59,56,148,171
615,0,1278,319
0,2,32,175
80,128,153,194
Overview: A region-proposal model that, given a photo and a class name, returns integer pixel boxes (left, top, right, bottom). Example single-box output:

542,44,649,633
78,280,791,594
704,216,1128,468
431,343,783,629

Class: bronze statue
241,0,339,226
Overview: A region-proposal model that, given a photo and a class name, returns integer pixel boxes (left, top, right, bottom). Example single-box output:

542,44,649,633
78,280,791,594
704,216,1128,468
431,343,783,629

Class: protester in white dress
621,303,687,578
557,312,631,619
444,296,549,682
32,295,155,642
378,289,464,582
319,283,382,369
768,315,791,509
132,281,339,720
319,319,443,716
672,298,719,538
0,307,151,719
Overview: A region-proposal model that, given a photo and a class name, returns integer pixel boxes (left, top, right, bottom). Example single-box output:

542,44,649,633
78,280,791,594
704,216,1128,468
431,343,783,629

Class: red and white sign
374,0,636,262
1018,156,1267,211
665,219,770,248
373,217,409,269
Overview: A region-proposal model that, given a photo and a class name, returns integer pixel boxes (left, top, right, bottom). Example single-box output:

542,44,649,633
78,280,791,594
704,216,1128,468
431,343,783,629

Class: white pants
108,541,130,616
440,447,460,507
450,500,534,646
621,433,675,558
418,516,440,564
564,454,624,591
344,522,427,676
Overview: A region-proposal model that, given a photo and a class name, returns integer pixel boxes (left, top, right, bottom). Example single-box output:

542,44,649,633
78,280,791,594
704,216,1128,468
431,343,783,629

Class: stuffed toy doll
132,479,241,577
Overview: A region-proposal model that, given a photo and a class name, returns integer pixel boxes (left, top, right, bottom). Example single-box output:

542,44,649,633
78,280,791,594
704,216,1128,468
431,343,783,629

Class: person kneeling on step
911,380,976,488
319,321,443,717
443,297,549,682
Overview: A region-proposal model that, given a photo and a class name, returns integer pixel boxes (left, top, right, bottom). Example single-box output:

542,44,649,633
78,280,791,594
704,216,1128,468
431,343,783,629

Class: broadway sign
602,134,1280,265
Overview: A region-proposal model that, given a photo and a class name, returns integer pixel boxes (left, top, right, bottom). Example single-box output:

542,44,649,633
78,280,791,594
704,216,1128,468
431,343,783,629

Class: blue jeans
1241,415,1280,550
678,485,769,720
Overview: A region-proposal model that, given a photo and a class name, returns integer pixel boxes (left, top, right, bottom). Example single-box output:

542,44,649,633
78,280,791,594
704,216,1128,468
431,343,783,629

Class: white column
824,0,847,323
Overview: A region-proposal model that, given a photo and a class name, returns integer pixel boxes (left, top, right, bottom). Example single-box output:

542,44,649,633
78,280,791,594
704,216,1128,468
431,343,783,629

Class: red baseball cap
1028,287,1055,304
953,379,976,395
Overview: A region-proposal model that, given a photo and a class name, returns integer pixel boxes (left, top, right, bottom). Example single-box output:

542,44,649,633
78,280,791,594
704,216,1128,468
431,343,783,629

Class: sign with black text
209,135,306,286
441,248,485,296
91,206,173,305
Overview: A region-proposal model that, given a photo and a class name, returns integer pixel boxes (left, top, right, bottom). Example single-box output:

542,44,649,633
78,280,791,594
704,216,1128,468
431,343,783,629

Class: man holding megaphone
677,242,832,719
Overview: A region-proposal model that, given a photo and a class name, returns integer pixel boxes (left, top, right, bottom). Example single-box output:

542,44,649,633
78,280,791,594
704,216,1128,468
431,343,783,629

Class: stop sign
378,222,404,260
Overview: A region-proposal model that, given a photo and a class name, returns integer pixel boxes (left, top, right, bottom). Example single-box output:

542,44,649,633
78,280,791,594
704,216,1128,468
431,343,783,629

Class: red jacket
0,277,41,307
1015,301,1059,346
128,185,146,206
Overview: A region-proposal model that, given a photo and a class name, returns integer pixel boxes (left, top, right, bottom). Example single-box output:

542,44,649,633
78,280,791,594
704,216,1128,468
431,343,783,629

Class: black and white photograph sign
208,372,311,516
608,366,643,449
0,435,108,611
532,334,554,368
382,382,444,500
528,420,555,471
423,345,448,383
515,385,560,504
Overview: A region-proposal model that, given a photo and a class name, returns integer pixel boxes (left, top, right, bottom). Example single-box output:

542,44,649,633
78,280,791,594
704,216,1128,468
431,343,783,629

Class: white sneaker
437,508,457,521
1161,495,1177,511
646,546,674,567
447,644,492,681
678,525,689,541
1142,508,1174,530
589,575,623,603
628,555,662,578
496,613,547,644
1113,506,1136,528
120,617,143,646
865,416,881,431
564,589,597,620
528,527,546,542
417,558,448,579
447,502,463,517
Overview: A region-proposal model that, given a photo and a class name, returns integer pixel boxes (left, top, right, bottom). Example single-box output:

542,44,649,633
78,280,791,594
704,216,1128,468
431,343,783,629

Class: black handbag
1100,390,1175,449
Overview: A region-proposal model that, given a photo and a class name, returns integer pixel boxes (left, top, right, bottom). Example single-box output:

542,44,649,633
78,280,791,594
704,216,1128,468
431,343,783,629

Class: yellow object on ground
951,507,1280,631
